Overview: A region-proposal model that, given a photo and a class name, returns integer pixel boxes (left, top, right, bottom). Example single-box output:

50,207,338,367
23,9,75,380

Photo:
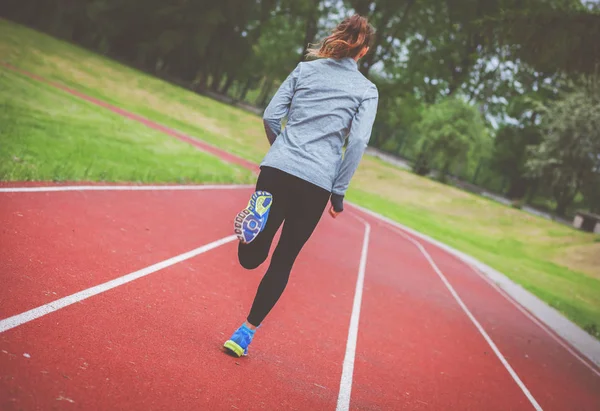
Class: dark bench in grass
573,211,600,234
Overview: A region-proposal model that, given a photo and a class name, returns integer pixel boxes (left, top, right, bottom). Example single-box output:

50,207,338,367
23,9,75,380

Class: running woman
224,14,379,357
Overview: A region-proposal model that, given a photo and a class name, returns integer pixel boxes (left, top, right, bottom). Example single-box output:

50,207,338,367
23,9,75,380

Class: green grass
1,18,598,338
0,68,252,184
0,18,270,164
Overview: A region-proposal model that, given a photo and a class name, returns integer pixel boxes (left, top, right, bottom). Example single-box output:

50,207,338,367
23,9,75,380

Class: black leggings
239,166,330,326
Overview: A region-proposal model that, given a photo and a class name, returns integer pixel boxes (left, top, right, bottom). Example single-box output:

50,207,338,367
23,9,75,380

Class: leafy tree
367,76,424,153
581,174,600,214
526,90,600,216
249,13,305,106
344,0,419,77
412,98,489,181
490,89,552,200
492,124,541,200
488,3,600,76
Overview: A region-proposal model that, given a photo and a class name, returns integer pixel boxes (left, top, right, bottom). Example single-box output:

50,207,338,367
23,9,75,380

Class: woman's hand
329,206,341,219
329,193,344,218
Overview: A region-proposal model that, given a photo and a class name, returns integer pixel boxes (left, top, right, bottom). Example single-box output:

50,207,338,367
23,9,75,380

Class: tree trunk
238,78,253,101
51,0,66,35
445,0,483,97
525,180,539,204
500,176,508,194
396,134,407,157
554,186,576,217
256,79,274,107
220,73,236,95
300,0,320,61
472,160,482,184
370,123,387,148
555,199,569,218
506,177,529,200
196,71,208,91
438,160,453,183
210,70,223,92
413,150,431,176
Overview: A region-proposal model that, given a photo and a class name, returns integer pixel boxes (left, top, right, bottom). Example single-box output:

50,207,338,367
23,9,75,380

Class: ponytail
306,14,375,60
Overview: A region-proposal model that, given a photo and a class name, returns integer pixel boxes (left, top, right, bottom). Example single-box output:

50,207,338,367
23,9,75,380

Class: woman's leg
224,170,329,357
237,167,286,270
246,177,330,326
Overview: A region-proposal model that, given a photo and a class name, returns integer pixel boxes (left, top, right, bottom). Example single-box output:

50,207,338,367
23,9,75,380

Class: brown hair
306,14,375,60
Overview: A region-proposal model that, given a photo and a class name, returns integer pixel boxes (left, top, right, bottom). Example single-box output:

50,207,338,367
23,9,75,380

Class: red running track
1,63,599,410
1,185,599,411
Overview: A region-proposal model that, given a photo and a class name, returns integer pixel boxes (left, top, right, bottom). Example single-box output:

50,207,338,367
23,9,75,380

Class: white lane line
336,214,371,411
0,235,236,334
467,263,600,378
389,227,543,410
0,184,252,193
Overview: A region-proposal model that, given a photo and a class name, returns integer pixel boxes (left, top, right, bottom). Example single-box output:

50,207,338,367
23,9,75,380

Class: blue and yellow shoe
234,191,272,244
223,323,256,357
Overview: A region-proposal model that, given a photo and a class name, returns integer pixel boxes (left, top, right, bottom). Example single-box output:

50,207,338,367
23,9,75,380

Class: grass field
0,20,269,164
1,18,599,338
0,69,252,184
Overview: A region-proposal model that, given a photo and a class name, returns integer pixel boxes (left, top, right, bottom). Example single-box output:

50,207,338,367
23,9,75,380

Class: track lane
418,241,600,411
0,188,249,317
1,194,367,410
349,222,533,410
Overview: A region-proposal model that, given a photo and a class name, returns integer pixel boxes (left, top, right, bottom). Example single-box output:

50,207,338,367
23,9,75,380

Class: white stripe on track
336,214,371,411
0,184,252,193
0,235,236,334
390,227,543,411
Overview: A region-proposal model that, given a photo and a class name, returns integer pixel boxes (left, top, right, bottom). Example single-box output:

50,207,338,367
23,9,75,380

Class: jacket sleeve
332,84,379,195
262,63,302,145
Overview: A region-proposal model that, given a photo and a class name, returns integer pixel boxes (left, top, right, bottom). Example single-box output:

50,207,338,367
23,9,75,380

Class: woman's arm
262,63,302,145
331,83,379,207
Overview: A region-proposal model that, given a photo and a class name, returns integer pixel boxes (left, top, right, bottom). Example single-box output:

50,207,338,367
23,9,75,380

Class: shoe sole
223,340,246,357
234,191,272,244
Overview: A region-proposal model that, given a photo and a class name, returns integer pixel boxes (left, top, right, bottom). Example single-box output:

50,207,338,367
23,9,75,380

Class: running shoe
223,323,256,357
234,191,272,244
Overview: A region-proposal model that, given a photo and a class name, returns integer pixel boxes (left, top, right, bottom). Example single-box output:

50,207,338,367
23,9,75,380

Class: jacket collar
339,57,359,69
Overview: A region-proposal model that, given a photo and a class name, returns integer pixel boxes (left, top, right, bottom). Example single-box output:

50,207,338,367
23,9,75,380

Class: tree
581,173,600,214
490,89,553,200
412,98,489,181
294,0,322,61
367,75,423,153
344,0,419,77
492,125,541,199
526,90,600,216
249,13,305,106
488,4,600,76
